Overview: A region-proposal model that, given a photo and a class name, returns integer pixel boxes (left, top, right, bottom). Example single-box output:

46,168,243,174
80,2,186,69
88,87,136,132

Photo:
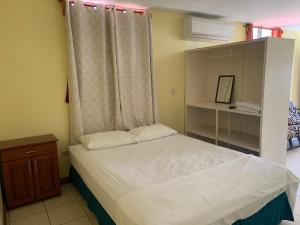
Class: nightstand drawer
0,142,57,162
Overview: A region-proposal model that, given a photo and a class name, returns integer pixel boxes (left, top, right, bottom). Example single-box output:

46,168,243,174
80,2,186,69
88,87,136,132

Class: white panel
205,55,244,103
186,52,209,103
261,38,294,165
242,52,264,105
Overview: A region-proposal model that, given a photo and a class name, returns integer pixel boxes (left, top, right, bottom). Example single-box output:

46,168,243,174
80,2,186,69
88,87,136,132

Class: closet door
2,158,35,209
32,153,60,200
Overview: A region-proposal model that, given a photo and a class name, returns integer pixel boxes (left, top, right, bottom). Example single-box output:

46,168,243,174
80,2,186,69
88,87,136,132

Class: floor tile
10,212,50,225
289,149,300,218
48,202,86,225
63,217,92,225
79,200,92,215
287,151,300,165
289,162,300,170
88,213,99,225
296,215,300,225
6,211,10,225
281,215,300,225
62,183,74,190
289,165,300,176
297,187,300,197
59,183,84,200
9,201,45,221
294,197,300,217
44,184,77,210
70,185,84,201
292,148,300,154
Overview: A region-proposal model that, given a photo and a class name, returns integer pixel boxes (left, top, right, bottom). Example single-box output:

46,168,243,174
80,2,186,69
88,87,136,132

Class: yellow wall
283,30,300,106
0,2,245,177
151,10,246,133
0,0,70,176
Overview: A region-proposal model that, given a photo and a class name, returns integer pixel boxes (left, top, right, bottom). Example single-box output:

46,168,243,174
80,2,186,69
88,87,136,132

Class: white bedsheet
69,134,299,225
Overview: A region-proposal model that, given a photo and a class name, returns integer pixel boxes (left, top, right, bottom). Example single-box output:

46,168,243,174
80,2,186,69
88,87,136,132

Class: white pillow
129,123,177,142
79,131,136,150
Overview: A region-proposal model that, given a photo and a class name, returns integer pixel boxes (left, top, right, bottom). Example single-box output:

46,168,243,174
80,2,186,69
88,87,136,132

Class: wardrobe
185,37,294,165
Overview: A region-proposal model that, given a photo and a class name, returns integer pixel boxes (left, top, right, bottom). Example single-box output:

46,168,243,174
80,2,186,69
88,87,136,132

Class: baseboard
60,177,70,185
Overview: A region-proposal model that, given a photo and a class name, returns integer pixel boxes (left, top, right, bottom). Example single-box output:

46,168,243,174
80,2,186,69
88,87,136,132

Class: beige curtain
65,1,158,144
114,7,159,129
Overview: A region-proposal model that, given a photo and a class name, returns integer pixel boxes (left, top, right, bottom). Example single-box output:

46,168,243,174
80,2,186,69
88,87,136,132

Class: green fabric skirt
70,166,294,225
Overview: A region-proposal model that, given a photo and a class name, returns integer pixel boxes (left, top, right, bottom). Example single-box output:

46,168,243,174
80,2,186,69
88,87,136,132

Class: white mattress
69,134,299,225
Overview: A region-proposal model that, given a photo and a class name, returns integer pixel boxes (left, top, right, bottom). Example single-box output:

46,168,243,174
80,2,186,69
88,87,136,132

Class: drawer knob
25,150,36,154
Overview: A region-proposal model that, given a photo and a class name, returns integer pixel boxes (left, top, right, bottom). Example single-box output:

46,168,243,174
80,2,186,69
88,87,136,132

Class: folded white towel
236,102,261,112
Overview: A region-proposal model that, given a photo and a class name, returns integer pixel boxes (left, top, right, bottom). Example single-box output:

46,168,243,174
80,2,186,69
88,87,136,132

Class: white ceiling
97,0,300,29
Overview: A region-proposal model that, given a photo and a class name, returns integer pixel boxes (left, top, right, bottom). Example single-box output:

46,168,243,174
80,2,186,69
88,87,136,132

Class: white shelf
186,125,259,152
186,38,294,164
186,125,216,140
187,102,261,117
218,128,260,152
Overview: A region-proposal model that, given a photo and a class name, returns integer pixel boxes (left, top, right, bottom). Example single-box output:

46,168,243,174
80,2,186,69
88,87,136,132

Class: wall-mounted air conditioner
183,17,235,41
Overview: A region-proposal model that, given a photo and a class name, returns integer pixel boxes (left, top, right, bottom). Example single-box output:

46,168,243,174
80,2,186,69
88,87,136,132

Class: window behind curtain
246,24,283,40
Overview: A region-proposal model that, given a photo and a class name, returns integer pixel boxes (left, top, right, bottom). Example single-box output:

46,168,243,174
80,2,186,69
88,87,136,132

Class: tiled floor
6,148,300,225
7,184,98,225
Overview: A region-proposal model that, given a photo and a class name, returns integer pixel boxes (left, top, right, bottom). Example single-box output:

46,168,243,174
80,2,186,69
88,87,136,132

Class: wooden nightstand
0,134,61,209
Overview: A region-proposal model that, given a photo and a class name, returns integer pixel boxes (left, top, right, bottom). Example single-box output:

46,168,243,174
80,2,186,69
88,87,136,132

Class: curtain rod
58,0,145,16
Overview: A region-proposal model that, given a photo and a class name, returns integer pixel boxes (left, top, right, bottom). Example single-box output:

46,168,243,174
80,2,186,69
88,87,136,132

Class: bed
69,133,299,225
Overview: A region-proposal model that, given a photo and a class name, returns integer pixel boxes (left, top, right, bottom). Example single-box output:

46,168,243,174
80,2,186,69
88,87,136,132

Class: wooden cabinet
33,153,60,200
0,134,61,209
2,158,35,207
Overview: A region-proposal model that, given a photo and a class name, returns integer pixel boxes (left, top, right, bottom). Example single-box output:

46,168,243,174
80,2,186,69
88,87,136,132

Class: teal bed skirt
69,166,294,225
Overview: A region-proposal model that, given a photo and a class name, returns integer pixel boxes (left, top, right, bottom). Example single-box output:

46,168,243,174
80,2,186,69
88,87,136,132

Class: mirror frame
215,75,235,104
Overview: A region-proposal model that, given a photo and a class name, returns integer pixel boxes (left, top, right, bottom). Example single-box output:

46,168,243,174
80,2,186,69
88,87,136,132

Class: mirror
215,75,234,104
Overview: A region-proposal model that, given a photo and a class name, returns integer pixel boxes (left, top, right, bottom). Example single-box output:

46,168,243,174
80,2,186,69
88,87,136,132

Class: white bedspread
69,134,299,225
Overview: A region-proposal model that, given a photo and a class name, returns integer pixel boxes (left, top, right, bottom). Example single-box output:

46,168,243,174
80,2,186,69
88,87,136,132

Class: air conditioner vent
183,17,235,41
